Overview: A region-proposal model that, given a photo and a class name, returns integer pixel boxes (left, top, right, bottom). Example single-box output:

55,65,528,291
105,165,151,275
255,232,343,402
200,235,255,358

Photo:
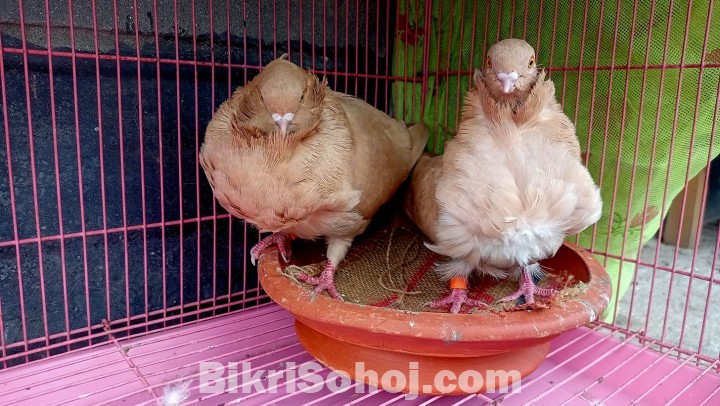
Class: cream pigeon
200,55,429,300
404,39,602,313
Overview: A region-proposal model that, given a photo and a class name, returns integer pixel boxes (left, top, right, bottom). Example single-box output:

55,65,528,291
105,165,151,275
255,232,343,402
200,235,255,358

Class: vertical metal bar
258,0,263,63
312,0,316,74
18,0,51,355
253,2,264,307
559,0,576,107
152,0,168,327
253,0,263,307
90,0,112,324
300,0,304,68
677,0,715,350
482,0,491,73
323,0,327,72
495,0,503,44
67,0,93,343
287,0,291,59
132,0,149,328
383,0,390,114
623,0,657,331
364,0,369,102
440,0,455,136
374,0,379,107
574,0,593,243
596,0,624,305
334,0,339,87
0,7,29,364
522,0,529,39
191,0,201,312
173,0,185,312
225,0,233,314
603,0,638,325
0,297,5,367
534,0,545,53
209,0,218,316
404,0,413,119
510,0,517,38
43,0,71,348
344,0,350,94
354,0,360,97
454,0,471,117
658,0,694,343
235,3,246,309
575,0,592,174
272,0,277,58
584,0,607,253
547,0,561,76
111,0,131,328
643,0,676,336
429,0,443,148
466,0,479,91
697,50,720,358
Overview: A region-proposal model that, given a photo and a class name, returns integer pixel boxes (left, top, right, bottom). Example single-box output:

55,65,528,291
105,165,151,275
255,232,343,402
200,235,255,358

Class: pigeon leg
426,277,488,314
500,265,556,304
296,260,342,300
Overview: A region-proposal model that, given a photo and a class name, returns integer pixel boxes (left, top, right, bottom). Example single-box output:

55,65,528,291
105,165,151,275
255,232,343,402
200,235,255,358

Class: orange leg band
449,277,468,290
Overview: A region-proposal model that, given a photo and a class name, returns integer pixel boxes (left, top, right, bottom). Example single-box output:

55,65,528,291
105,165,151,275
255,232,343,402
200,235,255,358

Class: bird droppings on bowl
279,211,591,315
441,323,463,345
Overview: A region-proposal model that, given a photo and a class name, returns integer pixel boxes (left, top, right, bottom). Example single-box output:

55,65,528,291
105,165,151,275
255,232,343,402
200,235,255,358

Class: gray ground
615,221,720,359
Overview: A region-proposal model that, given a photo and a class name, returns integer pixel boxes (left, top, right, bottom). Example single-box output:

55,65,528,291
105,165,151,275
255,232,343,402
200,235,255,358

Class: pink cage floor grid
0,303,719,406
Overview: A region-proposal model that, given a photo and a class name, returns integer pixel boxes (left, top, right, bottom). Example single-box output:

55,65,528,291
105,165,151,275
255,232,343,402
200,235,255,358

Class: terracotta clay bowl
258,241,612,395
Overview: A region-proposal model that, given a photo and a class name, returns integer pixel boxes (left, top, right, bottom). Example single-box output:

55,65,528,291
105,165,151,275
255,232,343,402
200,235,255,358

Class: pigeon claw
250,233,292,266
296,260,343,300
425,288,488,314
500,269,556,304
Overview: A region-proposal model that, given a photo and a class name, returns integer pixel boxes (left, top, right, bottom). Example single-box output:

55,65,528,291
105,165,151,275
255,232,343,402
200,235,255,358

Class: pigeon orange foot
426,278,488,314
250,233,295,266
296,260,342,300
500,267,556,305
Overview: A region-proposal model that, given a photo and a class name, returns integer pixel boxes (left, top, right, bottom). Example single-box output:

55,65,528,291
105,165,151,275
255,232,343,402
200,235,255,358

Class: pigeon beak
277,119,289,136
501,77,517,93
271,112,295,135
497,71,519,93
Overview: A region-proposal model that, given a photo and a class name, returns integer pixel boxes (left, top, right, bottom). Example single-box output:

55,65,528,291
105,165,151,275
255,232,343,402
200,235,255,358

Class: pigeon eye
300,88,306,103
528,55,536,68
486,57,492,69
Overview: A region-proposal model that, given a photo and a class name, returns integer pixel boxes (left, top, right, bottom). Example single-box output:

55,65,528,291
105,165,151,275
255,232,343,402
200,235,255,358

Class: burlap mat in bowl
281,212,588,314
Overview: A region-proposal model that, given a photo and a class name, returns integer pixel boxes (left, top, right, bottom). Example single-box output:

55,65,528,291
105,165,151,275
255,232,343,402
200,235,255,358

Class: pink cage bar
0,0,719,404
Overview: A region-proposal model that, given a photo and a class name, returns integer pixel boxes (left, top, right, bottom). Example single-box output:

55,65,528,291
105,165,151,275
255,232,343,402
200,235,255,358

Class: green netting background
391,0,720,321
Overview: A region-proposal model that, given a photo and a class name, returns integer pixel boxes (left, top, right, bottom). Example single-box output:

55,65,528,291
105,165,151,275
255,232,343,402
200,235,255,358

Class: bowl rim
258,241,612,343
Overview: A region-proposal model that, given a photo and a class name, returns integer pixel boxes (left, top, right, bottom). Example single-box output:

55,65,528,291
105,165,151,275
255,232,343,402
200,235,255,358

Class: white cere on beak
496,71,519,93
271,112,295,135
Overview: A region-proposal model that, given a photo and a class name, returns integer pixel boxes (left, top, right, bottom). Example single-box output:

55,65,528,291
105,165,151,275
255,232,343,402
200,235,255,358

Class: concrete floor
615,221,720,358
